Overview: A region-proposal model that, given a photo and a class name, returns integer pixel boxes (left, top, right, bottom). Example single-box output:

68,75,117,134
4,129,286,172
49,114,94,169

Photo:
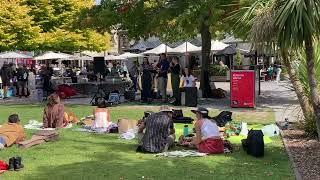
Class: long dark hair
182,67,193,77
142,57,149,65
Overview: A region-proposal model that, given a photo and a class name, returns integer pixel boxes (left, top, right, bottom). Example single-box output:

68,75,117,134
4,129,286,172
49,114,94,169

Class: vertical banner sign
231,70,255,108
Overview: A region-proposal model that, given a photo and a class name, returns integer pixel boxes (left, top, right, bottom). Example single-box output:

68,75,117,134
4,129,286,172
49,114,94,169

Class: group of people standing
0,62,30,99
140,53,197,105
265,64,282,82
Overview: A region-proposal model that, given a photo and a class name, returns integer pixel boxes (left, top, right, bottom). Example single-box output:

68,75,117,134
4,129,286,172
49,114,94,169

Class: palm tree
275,0,320,139
230,0,320,139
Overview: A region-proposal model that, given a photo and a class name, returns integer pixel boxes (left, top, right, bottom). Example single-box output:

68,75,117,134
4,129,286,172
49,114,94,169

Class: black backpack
213,111,232,127
242,130,264,157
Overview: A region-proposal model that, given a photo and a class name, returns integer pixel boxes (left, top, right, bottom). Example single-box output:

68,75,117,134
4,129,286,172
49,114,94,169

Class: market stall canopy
214,46,250,56
0,52,33,59
169,42,201,53
64,54,93,61
34,51,72,60
119,52,144,59
81,51,105,57
211,40,230,51
142,44,174,55
105,55,126,60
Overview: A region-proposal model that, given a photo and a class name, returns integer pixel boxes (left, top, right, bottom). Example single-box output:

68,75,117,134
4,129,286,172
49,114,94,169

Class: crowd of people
0,53,199,103
0,62,32,99
0,92,224,155
139,54,197,105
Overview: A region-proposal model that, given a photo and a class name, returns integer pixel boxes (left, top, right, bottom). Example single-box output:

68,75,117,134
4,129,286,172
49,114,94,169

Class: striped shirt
141,112,174,153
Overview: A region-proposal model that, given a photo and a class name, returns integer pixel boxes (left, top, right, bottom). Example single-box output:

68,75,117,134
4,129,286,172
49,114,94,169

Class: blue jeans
0,136,6,146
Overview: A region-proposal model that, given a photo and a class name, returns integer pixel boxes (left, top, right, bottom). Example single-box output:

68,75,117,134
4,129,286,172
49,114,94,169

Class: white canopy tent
211,40,230,51
81,51,105,58
169,42,201,54
119,52,144,59
65,54,93,61
142,44,174,55
105,55,126,60
34,51,72,60
0,52,33,59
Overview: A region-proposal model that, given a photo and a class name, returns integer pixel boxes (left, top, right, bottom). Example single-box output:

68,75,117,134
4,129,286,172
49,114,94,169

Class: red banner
231,70,255,108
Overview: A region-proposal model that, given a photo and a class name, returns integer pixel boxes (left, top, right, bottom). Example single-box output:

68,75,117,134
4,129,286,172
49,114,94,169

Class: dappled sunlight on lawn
0,104,293,180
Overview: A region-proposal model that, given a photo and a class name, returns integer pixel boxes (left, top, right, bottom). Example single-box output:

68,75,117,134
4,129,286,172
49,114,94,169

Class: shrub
298,114,318,138
235,50,242,66
209,64,227,76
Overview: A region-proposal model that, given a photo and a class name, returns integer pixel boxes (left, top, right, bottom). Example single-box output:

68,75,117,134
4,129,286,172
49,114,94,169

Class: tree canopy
84,0,237,97
85,0,235,41
0,0,110,52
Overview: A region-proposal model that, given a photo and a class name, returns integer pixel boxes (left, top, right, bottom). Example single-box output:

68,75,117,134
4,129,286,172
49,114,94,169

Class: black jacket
0,64,13,81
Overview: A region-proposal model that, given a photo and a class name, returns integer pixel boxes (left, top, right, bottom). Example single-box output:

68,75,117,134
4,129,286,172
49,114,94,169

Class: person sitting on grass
92,98,111,130
137,105,176,153
0,114,26,150
181,107,224,154
43,93,66,128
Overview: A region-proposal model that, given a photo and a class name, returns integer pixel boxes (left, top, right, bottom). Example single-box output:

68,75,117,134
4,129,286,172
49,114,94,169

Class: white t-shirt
182,75,196,87
200,119,220,139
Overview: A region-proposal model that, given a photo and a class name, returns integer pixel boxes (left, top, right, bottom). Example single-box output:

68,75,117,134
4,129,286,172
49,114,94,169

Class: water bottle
183,125,189,136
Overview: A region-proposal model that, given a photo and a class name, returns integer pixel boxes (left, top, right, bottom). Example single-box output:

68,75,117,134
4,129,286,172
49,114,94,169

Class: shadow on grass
19,138,294,180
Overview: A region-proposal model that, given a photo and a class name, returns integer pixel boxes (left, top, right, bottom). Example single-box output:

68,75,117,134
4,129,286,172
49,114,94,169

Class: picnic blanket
155,150,207,158
18,130,59,149
24,120,72,130
73,123,118,134
119,128,137,140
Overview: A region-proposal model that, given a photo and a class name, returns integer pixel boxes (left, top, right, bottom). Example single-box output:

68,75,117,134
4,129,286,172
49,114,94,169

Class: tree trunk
305,37,320,140
281,49,313,118
200,15,213,98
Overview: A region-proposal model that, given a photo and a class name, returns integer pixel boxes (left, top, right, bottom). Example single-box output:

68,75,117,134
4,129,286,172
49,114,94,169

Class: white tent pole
185,42,188,65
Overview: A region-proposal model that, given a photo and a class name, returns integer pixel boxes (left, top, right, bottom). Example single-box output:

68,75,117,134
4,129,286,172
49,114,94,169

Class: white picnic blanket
119,128,137,140
24,120,72,130
155,150,207,158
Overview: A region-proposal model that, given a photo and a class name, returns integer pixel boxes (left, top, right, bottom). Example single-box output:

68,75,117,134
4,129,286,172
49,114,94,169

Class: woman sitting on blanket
43,93,66,128
181,107,224,154
92,98,111,130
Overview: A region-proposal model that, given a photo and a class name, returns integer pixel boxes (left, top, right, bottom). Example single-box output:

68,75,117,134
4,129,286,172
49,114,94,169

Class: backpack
108,93,120,104
213,111,232,127
17,69,28,81
212,88,226,99
242,130,264,157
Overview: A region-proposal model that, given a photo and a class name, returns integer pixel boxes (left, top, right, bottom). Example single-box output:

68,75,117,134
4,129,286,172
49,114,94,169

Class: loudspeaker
93,57,105,74
185,87,197,107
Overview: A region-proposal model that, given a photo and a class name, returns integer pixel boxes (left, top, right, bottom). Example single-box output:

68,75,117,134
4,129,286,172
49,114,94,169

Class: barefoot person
137,106,175,153
0,114,25,150
43,93,65,128
182,107,224,154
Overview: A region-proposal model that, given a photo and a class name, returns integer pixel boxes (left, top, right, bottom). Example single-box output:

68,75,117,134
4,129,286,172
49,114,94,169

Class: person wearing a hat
182,107,224,154
137,105,176,153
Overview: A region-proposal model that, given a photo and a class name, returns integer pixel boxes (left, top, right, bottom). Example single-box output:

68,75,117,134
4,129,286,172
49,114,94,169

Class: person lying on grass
43,93,66,128
137,105,176,153
180,107,224,154
0,114,26,150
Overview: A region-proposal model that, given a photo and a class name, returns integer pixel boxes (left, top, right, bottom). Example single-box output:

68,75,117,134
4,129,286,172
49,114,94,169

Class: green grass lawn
0,104,294,180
